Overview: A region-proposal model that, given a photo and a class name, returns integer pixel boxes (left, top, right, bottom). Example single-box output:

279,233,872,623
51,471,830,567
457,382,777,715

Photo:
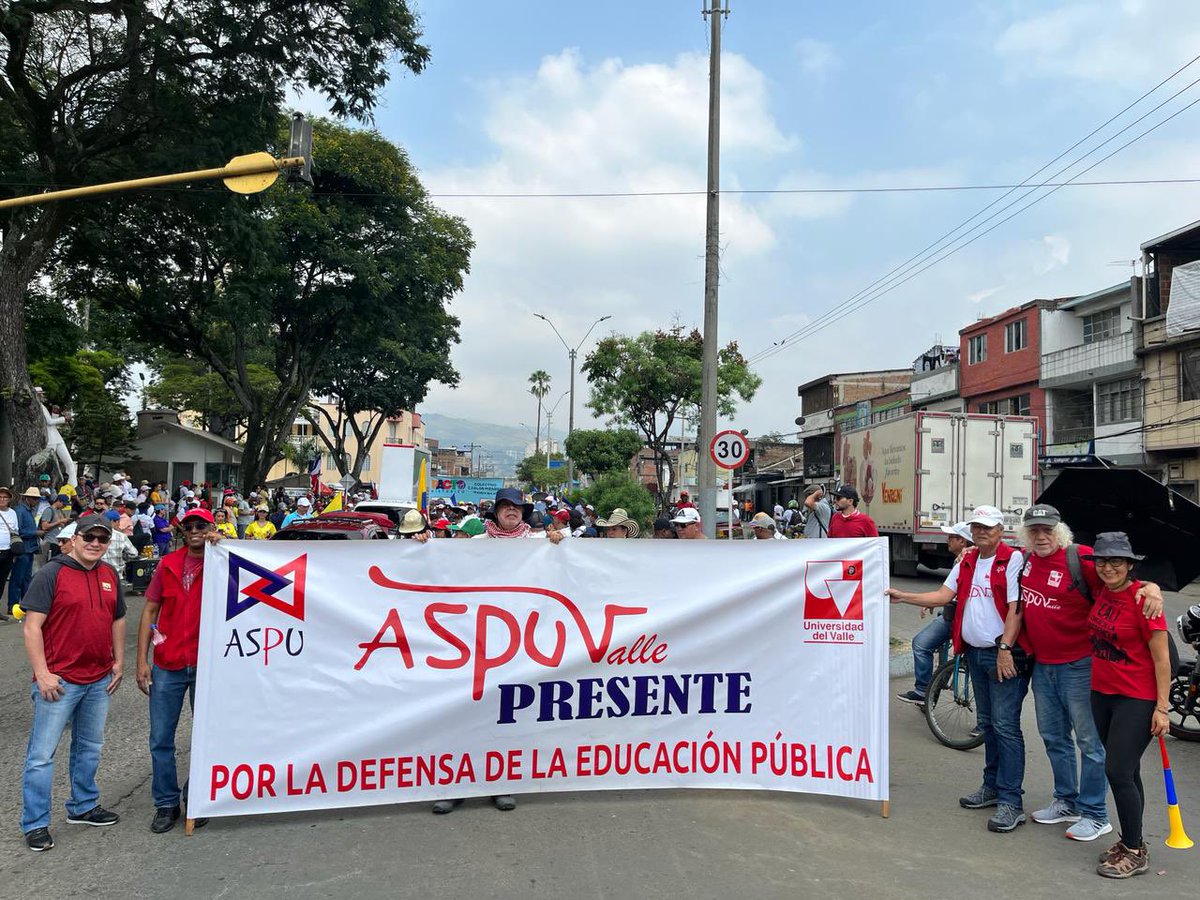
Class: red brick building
959,299,1057,445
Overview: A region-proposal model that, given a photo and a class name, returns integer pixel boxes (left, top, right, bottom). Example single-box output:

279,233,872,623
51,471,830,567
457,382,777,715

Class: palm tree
529,370,551,457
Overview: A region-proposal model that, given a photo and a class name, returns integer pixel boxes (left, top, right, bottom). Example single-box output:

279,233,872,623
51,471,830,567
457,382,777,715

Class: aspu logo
225,553,307,621
223,553,307,666
802,559,864,644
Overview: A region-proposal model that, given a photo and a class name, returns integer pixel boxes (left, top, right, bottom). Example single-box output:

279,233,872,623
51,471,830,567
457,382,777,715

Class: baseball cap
967,505,1005,527
749,512,775,529
939,522,974,542
57,522,77,541
297,497,311,507
670,507,701,525
833,485,859,501
181,507,215,525
37,473,50,482
653,516,675,532
75,513,113,535
1023,505,1061,527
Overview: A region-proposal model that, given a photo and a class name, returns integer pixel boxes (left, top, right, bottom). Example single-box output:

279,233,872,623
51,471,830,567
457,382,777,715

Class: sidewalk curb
889,650,914,678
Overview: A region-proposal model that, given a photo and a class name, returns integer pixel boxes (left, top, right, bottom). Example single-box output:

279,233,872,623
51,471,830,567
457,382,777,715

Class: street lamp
544,389,570,457
534,312,612,491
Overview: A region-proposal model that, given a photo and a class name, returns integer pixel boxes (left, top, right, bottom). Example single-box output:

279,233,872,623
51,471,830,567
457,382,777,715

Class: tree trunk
0,207,67,485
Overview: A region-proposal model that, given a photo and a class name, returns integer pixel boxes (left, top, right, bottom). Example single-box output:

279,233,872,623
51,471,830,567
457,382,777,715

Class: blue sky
317,0,1200,438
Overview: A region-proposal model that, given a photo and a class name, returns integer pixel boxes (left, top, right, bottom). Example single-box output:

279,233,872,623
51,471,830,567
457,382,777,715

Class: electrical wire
744,53,1200,368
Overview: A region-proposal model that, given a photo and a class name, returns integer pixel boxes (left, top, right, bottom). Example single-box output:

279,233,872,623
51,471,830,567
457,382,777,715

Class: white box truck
838,411,1039,574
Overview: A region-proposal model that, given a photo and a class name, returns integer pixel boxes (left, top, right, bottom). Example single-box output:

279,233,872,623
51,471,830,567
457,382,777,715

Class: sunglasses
181,522,212,533
78,532,111,545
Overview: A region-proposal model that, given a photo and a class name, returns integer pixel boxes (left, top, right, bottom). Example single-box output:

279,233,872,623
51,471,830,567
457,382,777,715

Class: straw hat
595,508,641,538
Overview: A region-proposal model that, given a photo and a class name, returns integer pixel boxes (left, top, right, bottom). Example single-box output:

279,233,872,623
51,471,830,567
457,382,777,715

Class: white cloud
994,2,1200,87
795,39,840,81
967,286,1001,305
417,50,808,428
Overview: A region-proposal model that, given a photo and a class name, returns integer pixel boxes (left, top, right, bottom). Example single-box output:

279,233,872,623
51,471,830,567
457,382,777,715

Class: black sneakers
25,827,54,851
493,795,517,811
432,799,463,815
896,690,926,706
151,805,181,833
66,806,119,826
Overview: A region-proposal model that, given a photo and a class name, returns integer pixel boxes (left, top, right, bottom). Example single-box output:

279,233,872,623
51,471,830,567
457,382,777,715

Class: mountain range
420,412,565,477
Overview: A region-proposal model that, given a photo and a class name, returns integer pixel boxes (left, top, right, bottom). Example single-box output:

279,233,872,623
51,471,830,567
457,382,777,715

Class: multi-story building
1137,220,1200,500
266,406,425,486
428,439,473,477
959,300,1057,445
1040,282,1143,471
796,370,912,481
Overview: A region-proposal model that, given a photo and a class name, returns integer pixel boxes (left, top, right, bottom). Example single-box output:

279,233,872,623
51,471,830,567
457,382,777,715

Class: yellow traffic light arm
0,153,307,210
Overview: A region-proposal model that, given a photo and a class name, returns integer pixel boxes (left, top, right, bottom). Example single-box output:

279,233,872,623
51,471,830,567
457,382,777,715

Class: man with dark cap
828,486,878,538
19,513,126,851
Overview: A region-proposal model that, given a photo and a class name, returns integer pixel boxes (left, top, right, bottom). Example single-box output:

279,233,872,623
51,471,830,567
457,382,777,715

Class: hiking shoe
897,690,926,706
1097,844,1149,879
150,805,180,833
493,795,517,811
24,827,53,851
1066,818,1112,842
66,805,119,827
431,799,463,815
959,786,999,809
1031,798,1080,825
1098,841,1126,864
986,804,1027,833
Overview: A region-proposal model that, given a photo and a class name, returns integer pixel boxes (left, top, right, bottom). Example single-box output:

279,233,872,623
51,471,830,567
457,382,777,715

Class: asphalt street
0,571,1197,900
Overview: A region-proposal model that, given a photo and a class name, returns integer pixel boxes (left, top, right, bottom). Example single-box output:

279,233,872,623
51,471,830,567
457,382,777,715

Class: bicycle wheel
1167,667,1200,742
925,656,984,750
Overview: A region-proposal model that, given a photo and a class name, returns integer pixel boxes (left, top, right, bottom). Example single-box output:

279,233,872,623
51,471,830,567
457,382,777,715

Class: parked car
272,513,391,541
351,500,416,529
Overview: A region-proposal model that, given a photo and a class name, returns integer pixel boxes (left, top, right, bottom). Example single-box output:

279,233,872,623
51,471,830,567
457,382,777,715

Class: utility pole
697,1,728,538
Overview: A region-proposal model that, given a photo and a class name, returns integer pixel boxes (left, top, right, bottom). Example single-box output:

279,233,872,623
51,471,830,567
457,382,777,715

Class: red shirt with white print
1019,544,1101,664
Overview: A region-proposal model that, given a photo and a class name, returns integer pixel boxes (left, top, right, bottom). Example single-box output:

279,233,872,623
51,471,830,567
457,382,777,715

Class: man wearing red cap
134,507,217,833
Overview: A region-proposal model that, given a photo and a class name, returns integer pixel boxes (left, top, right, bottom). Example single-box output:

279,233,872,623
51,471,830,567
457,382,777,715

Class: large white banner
188,538,890,817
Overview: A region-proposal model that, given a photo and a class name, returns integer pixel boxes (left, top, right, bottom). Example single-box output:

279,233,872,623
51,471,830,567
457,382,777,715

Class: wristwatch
996,641,1013,652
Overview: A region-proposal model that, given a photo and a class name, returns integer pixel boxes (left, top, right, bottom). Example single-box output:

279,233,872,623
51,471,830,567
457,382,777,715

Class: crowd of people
888,504,1172,879
6,474,1181,879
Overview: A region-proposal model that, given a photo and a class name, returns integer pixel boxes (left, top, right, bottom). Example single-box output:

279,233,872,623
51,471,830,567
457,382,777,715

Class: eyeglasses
181,522,212,533
78,532,111,545
1093,558,1128,569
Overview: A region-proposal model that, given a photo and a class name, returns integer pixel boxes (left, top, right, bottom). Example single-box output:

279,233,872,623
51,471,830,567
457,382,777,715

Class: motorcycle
1169,604,1200,742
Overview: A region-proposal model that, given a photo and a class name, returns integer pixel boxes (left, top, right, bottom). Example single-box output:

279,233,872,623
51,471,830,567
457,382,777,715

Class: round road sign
709,430,749,470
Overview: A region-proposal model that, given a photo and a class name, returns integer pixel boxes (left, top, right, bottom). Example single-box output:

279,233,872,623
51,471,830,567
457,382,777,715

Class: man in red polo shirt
828,485,879,538
135,507,216,833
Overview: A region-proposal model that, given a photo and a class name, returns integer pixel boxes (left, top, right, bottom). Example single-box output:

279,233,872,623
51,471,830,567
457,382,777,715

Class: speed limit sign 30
709,430,749,470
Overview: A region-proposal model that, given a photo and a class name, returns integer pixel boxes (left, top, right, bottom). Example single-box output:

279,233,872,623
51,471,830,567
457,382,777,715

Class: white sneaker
1066,818,1113,842
1031,798,1080,824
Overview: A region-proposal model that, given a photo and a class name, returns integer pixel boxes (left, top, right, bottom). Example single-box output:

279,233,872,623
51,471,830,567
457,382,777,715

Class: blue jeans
21,678,112,832
966,645,1031,809
149,665,196,809
1032,658,1108,822
8,551,33,610
912,614,952,695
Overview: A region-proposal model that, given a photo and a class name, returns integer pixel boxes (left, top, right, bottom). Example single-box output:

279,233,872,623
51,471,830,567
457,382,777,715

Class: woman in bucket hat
1084,532,1172,879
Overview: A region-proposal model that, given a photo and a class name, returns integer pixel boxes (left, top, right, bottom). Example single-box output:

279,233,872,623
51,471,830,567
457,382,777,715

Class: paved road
0,573,1197,900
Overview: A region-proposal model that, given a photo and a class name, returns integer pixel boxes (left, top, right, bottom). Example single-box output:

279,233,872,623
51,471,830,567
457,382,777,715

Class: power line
750,89,1200,368
4,176,1200,200
745,53,1200,368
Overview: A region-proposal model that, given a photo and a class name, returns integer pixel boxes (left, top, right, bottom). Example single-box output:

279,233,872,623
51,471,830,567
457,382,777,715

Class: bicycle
924,642,984,751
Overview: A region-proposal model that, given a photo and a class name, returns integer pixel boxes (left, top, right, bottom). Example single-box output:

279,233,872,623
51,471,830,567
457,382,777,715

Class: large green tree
582,325,761,509
58,119,470,492
0,0,430,484
563,428,643,479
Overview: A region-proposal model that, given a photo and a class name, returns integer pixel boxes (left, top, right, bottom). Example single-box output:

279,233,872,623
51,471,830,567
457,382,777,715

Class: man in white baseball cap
280,496,313,530
897,522,974,706
669,507,705,539
888,504,1031,834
